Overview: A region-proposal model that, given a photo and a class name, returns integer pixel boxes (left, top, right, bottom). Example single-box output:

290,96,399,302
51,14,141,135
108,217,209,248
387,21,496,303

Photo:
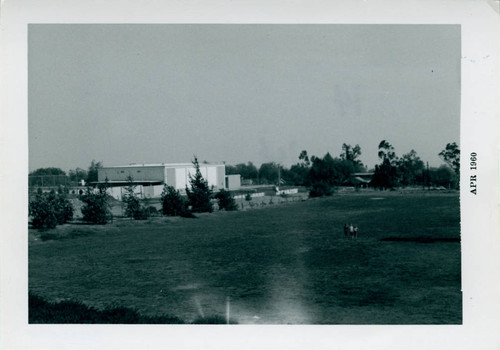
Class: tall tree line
224,140,459,196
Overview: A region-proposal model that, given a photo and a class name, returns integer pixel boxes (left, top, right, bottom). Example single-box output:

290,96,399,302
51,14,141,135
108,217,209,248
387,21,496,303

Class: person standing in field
344,223,349,237
353,225,358,239
349,223,354,239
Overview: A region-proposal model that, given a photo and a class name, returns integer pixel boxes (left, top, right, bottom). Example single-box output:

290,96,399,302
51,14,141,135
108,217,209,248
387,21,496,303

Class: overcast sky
28,24,460,172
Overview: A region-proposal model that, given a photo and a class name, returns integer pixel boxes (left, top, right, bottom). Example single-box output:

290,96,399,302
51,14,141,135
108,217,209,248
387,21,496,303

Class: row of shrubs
29,158,242,230
29,189,240,232
29,292,237,324
28,189,74,229
28,185,113,229
28,186,239,230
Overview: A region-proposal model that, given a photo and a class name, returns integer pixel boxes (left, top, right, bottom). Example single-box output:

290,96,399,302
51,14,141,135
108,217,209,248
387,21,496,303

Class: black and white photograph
27,23,462,325
1,1,500,349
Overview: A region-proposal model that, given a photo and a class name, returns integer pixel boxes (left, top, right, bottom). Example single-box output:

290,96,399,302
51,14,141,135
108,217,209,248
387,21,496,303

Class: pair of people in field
344,223,358,239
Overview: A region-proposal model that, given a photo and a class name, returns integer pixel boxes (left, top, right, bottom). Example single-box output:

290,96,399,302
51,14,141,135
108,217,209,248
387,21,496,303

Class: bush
29,190,73,230
161,185,192,217
307,154,336,197
309,181,334,197
79,186,112,224
53,195,74,224
123,181,150,220
29,193,57,229
214,189,238,211
29,292,183,324
146,206,158,216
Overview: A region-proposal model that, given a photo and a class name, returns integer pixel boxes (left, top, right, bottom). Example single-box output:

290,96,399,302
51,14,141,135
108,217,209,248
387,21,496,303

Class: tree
87,160,103,183
29,190,73,230
29,168,66,176
226,162,259,181
214,189,238,211
281,151,311,186
298,150,311,167
438,142,460,188
29,190,58,229
79,185,111,224
258,162,280,184
307,153,337,197
123,177,149,220
377,140,397,165
429,165,457,188
331,158,355,185
160,185,190,217
283,164,309,186
239,162,259,180
52,193,74,224
372,140,399,189
397,150,424,186
186,156,213,213
306,150,362,196
371,158,398,189
29,168,68,187
68,168,88,183
225,164,238,175
340,143,364,171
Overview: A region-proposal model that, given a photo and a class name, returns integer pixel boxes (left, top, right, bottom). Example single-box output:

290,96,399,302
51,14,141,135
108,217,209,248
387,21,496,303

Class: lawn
29,191,461,324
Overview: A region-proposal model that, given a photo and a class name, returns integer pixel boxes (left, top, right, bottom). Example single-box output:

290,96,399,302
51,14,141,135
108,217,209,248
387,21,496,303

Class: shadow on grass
335,285,400,307
29,293,236,324
29,292,184,324
37,229,96,242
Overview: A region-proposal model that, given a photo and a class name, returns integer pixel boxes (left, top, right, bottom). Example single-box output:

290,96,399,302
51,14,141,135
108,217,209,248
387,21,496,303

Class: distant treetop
29,167,66,176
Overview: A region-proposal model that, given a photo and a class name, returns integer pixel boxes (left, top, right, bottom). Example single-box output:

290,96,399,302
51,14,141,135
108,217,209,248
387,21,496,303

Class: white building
97,163,226,200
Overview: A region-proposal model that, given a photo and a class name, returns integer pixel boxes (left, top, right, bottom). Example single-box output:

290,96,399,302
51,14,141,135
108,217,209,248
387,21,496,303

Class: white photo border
1,0,500,349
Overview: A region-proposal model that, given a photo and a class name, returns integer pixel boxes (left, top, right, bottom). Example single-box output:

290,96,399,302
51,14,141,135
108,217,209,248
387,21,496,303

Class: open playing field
29,191,461,324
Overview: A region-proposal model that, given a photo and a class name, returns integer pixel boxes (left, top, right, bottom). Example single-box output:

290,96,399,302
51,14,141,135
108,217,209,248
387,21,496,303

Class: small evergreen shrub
214,189,238,211
123,181,150,220
79,186,112,224
29,190,73,230
161,185,191,217
53,195,74,224
146,206,158,216
185,157,213,213
309,181,334,197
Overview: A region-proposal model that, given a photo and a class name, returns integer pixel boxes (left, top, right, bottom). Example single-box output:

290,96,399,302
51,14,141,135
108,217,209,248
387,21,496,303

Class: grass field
29,191,461,324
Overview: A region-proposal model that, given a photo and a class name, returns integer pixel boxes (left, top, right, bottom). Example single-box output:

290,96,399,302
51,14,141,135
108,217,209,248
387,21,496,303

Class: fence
234,193,308,211
28,175,75,188
233,192,265,200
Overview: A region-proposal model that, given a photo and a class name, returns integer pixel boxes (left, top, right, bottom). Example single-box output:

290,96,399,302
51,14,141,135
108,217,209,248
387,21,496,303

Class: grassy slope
29,192,461,324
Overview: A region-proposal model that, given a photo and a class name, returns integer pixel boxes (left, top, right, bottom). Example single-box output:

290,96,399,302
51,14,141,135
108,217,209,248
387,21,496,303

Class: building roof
101,162,224,169
352,172,375,176
94,180,164,185
352,176,371,184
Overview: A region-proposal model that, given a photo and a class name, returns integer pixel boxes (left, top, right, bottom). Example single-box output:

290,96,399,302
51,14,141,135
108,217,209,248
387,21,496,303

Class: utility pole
426,162,430,190
278,164,281,188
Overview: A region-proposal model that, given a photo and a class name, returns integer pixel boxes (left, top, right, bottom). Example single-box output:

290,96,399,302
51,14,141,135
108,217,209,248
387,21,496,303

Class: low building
97,162,226,199
225,174,241,190
344,172,374,188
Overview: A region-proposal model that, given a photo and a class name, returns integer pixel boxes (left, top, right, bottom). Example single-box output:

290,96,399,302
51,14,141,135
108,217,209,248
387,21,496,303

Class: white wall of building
98,163,226,198
226,174,241,190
